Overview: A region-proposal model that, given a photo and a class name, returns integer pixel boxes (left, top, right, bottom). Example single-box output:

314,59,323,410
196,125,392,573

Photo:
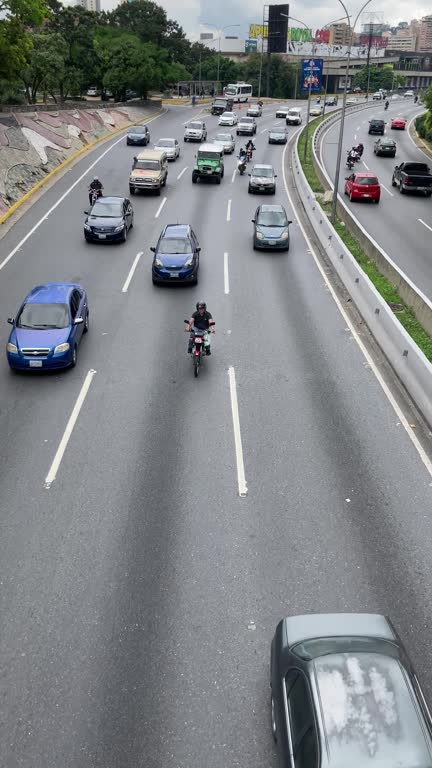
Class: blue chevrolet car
151,224,200,285
6,282,89,371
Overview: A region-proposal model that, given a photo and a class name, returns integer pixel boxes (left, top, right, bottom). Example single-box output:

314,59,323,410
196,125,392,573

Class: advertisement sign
301,58,323,92
338,75,352,90
245,39,258,53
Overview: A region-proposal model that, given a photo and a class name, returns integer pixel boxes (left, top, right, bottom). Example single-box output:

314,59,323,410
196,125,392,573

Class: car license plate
363,194,370,197
170,273,179,278
206,170,212,174
98,234,107,239
29,360,42,367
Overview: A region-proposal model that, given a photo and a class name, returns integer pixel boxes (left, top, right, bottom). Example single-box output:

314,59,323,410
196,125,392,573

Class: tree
47,6,102,94
21,32,68,103
108,0,168,46
0,0,49,84
353,64,402,92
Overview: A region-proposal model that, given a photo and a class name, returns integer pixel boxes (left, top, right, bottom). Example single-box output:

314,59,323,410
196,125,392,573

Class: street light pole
331,0,373,223
258,35,264,98
201,23,240,96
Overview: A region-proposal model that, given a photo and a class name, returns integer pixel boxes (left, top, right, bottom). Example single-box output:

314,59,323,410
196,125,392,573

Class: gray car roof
284,614,396,647
314,652,432,768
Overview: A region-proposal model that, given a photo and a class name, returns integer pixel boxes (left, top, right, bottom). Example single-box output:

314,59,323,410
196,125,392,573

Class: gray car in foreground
271,612,432,768
252,204,291,251
214,132,236,153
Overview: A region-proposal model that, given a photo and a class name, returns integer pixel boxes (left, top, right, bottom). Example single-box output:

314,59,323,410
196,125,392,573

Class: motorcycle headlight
281,231,289,240
154,258,163,267
54,342,70,355
114,224,125,232
7,342,18,354
184,257,193,267
256,232,264,240
84,223,91,231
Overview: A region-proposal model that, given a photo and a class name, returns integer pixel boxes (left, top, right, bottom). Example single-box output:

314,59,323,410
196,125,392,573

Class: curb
0,108,164,227
408,111,432,159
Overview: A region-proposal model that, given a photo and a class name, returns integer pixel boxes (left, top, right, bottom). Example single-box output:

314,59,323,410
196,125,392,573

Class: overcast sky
102,0,431,38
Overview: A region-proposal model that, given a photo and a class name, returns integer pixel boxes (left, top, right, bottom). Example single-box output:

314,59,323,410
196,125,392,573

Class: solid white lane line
356,126,361,131
281,142,432,479
224,251,230,294
381,184,394,197
260,127,267,134
155,197,167,218
232,169,237,183
0,113,162,274
228,367,248,497
226,199,232,222
177,166,188,180
354,134,357,141
362,160,370,170
419,218,432,234
44,369,97,488
122,251,142,293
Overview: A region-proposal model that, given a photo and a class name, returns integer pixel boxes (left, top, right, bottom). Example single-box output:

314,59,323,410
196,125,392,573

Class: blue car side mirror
7,317,14,324
74,317,84,325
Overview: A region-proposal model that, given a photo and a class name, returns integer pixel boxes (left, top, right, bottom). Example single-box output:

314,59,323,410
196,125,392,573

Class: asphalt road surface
321,97,431,298
1,100,432,768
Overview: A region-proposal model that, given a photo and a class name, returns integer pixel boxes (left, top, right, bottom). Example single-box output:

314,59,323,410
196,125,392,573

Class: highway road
321,98,432,298
1,100,432,768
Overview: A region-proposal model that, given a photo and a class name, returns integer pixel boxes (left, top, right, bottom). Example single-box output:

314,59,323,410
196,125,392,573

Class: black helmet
196,301,206,310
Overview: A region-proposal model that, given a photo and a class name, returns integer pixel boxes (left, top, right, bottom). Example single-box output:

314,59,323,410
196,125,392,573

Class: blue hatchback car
151,224,200,285
6,283,89,371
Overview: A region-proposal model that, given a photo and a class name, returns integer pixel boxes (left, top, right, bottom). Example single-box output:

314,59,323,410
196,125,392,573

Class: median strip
297,121,432,363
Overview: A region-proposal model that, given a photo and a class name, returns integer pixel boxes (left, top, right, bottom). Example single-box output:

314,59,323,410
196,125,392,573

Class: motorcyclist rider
187,301,214,355
245,138,255,152
355,142,364,157
238,146,247,161
384,99,389,110
88,176,103,204
414,95,418,103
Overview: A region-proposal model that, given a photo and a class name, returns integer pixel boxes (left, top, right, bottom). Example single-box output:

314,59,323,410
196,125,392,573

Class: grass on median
298,119,432,363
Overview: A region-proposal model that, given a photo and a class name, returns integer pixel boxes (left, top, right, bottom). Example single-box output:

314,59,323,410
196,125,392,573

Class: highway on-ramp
0,100,432,768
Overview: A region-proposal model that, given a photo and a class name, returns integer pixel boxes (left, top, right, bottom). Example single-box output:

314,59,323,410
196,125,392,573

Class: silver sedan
214,132,236,154
153,138,180,160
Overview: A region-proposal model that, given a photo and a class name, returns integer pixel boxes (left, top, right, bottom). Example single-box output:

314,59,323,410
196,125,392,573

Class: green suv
192,144,224,184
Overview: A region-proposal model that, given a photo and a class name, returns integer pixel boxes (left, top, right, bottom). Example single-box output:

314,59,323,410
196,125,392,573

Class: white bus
223,82,253,102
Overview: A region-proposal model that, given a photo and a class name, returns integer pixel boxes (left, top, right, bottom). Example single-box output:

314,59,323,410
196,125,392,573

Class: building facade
417,15,432,52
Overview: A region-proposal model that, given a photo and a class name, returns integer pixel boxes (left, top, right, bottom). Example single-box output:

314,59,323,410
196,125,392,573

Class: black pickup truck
210,97,234,115
391,162,432,196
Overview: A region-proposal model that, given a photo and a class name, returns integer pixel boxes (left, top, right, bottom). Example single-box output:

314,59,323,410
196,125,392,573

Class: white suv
184,120,207,142
286,108,302,125
237,116,257,136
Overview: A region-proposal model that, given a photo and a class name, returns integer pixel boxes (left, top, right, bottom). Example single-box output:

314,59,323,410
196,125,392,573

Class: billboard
268,3,288,53
245,38,258,53
301,58,323,92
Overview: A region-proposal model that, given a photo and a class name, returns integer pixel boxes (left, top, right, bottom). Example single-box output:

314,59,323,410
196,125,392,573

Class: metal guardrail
311,104,432,338
292,130,432,427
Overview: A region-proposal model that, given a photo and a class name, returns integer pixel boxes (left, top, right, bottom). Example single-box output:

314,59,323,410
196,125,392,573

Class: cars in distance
237,116,257,136
247,103,262,117
214,132,235,153
270,612,432,768
372,90,384,100
86,86,99,97
309,104,323,116
286,108,302,125
404,89,415,97
252,204,292,250
325,96,337,106
268,126,287,144
129,149,168,195
392,162,432,196
275,105,289,118
391,116,407,130
346,96,359,106
192,143,224,184
374,137,396,157
153,138,180,160
84,196,134,242
151,224,200,285
248,164,277,194
126,125,150,146
184,120,207,142
345,172,381,203
7,282,89,370
368,118,385,135
218,111,238,126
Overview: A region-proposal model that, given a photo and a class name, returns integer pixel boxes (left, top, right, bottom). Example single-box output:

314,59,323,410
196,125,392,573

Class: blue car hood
157,253,192,267
86,215,123,228
13,327,69,349
257,225,287,238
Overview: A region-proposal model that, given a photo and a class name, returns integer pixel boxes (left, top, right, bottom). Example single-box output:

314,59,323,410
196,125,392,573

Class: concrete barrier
292,134,432,426
311,107,432,337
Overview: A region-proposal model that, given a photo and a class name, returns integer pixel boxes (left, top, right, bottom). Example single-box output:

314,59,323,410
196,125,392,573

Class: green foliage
108,0,167,45
353,65,395,92
21,32,68,103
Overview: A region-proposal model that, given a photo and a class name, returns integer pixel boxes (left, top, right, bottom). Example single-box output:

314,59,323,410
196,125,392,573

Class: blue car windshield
159,238,192,254
257,211,287,226
18,302,69,329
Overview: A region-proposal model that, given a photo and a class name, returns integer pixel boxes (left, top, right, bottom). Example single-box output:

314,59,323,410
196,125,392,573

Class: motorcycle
346,152,355,170
88,187,103,205
184,320,215,378
238,157,247,175
246,147,253,162
384,101,389,110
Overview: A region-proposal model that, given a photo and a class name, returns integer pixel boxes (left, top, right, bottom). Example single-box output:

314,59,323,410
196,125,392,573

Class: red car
344,172,381,203
391,116,407,130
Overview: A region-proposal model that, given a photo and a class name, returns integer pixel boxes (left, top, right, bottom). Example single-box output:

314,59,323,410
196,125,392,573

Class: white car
372,91,383,100
309,105,323,116
286,108,302,125
404,90,414,98
86,87,98,97
276,105,289,118
214,132,235,153
153,138,180,160
218,111,238,126
237,116,257,136
184,120,207,142
346,97,358,106
247,103,262,117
